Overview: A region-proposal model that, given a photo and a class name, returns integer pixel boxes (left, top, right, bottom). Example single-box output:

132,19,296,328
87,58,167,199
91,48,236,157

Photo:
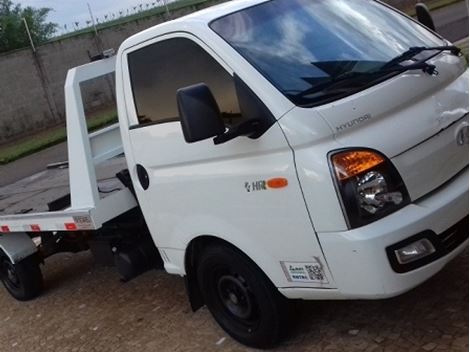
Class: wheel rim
217,275,254,320
211,268,261,331
0,259,20,290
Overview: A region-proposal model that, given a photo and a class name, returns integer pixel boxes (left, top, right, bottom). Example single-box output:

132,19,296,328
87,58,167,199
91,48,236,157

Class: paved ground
0,143,67,188
0,250,467,352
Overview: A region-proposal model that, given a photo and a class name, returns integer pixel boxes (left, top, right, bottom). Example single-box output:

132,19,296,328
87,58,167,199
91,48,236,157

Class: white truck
0,0,468,348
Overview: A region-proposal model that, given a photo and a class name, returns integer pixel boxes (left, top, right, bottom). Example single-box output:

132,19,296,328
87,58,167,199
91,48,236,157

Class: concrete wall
0,0,429,143
0,0,223,144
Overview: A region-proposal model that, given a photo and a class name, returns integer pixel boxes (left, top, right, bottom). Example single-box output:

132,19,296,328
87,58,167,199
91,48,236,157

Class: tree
0,0,57,53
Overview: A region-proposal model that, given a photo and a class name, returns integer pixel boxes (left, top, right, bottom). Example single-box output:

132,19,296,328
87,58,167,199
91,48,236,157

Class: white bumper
280,167,468,300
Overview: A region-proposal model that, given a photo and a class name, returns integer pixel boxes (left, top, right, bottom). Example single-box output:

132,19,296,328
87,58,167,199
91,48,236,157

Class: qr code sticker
305,265,325,281
282,261,329,284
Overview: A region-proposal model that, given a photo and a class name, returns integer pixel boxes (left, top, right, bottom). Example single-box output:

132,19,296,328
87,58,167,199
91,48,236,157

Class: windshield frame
209,0,447,108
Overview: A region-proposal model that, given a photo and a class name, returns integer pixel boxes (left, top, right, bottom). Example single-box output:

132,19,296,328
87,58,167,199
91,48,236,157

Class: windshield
210,0,444,107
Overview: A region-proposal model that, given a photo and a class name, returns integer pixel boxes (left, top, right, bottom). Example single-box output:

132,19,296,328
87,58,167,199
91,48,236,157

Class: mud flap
185,275,204,312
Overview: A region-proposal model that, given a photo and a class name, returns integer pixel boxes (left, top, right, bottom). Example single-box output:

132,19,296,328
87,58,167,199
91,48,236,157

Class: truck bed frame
0,57,136,234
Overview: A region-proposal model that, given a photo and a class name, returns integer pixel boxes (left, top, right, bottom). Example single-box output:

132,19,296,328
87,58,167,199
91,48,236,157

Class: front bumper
281,167,468,300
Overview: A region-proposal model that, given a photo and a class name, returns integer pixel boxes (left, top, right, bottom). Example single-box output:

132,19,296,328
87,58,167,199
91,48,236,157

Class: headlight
329,149,410,229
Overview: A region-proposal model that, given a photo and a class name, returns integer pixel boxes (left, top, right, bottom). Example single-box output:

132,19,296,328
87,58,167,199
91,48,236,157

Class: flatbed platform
0,156,127,216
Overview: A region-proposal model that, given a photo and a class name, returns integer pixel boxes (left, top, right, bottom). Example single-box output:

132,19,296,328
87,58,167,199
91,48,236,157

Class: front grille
439,217,469,252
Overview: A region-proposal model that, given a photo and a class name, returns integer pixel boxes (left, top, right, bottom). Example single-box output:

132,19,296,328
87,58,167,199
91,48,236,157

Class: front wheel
0,252,43,301
197,244,287,349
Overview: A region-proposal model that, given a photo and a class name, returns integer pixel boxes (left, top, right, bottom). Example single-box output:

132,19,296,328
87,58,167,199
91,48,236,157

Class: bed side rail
62,57,137,229
65,56,120,211
0,185,136,233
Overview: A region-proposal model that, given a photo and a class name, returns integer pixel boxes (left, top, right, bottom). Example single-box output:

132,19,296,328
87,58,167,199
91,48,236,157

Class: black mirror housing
415,3,436,31
177,83,225,143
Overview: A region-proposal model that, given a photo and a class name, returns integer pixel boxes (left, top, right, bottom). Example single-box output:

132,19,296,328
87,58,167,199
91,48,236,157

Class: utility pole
87,3,99,38
22,17,36,53
87,3,103,53
22,19,60,123
163,0,170,17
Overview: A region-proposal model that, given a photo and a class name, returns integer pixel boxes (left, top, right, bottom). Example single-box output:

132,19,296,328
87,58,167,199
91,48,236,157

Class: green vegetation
0,112,117,165
0,0,57,53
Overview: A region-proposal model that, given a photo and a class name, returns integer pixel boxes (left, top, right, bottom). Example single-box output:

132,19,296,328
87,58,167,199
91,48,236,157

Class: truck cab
116,0,468,346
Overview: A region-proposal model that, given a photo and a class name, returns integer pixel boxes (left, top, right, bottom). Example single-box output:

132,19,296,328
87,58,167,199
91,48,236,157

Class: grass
0,111,117,165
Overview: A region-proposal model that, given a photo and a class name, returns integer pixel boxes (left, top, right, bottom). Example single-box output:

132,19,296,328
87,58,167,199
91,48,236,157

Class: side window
128,37,242,127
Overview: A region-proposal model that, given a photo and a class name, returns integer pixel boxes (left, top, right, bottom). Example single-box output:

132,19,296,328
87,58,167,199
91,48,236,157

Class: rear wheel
197,244,287,349
0,252,43,301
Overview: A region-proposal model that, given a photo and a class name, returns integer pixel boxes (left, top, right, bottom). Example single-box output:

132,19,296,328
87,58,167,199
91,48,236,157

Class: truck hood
316,52,468,158
315,52,468,201
280,51,468,204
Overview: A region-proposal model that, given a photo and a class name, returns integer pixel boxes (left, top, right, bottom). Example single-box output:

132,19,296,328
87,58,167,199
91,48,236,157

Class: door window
128,37,242,127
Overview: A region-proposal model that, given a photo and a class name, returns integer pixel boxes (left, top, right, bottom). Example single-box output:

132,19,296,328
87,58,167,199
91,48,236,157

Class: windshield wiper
334,60,437,81
330,45,461,83
381,45,461,70
294,60,436,101
290,45,460,107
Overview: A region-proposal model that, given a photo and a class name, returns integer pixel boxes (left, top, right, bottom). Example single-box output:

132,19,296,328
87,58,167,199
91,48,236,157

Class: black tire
197,244,287,349
0,252,43,301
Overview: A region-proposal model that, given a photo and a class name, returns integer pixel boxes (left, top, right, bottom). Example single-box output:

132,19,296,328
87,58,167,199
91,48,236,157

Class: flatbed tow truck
0,0,468,348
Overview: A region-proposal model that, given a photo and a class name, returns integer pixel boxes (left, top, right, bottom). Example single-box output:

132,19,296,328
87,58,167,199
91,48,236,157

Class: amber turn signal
331,150,385,181
267,178,289,189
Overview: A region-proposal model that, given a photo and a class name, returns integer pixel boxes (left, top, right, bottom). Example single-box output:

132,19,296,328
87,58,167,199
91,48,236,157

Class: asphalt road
433,1,469,42
0,143,68,187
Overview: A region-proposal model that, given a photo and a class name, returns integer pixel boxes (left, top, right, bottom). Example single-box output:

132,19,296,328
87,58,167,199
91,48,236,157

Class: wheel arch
0,232,37,264
184,235,229,312
184,235,278,312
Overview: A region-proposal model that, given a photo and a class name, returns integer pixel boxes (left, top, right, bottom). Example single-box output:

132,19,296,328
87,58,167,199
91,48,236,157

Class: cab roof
119,0,268,51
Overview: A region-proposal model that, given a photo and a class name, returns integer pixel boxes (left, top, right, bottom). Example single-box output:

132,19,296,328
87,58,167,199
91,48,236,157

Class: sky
16,0,174,34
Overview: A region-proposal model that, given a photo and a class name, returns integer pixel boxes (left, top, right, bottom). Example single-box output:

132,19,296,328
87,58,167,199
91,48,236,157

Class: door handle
136,164,150,190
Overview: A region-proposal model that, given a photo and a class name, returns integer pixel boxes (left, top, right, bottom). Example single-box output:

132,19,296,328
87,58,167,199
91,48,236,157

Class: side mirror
177,83,225,143
415,3,436,31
